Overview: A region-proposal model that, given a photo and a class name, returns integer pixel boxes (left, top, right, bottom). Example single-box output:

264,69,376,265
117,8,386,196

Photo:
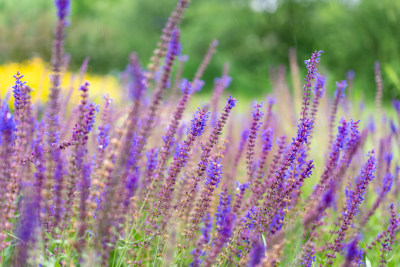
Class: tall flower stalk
143,80,193,204
183,158,223,243
328,81,347,150
148,108,209,229
246,102,264,183
325,151,376,264
178,96,237,216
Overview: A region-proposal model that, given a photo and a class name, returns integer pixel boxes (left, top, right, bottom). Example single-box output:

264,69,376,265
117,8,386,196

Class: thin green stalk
152,235,161,266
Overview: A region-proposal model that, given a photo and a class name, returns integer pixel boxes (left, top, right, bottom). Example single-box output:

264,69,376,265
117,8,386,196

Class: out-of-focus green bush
0,0,399,100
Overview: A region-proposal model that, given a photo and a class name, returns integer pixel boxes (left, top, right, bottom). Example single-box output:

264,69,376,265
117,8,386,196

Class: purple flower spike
304,50,323,71
180,79,193,94
238,129,250,155
0,102,16,139
393,99,400,112
267,95,276,105
193,80,205,92
12,72,27,113
303,187,334,230
226,95,237,109
55,0,70,20
149,108,209,227
345,151,376,219
248,235,265,267
146,148,159,173
14,184,39,266
167,28,181,59
313,74,326,98
205,160,223,187
147,78,192,199
233,182,250,214
185,158,223,242
375,61,383,114
343,237,363,267
242,206,259,230
389,120,397,134
178,96,236,216
129,53,146,101
188,108,210,137
328,80,347,149
263,96,276,129
301,50,323,120
247,102,264,180
367,204,400,264
301,244,316,267
360,172,393,227
214,76,232,89
381,173,393,194
215,184,232,232
310,118,349,199
334,80,347,99
250,128,274,204
229,128,250,186
297,117,313,144
204,213,235,266
190,214,213,266
326,151,376,263
346,70,355,81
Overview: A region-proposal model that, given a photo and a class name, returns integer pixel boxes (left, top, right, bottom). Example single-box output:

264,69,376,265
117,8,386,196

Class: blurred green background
0,0,399,100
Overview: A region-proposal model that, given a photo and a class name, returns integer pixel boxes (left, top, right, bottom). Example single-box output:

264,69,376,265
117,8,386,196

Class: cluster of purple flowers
0,0,399,266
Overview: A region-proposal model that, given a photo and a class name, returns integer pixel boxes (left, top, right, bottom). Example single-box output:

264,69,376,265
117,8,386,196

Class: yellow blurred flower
0,57,121,106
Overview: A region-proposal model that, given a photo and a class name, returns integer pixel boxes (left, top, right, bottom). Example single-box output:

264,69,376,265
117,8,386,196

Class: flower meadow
1,0,400,266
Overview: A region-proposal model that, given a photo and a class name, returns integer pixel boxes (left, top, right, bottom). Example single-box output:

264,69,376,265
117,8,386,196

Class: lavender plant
0,1,399,266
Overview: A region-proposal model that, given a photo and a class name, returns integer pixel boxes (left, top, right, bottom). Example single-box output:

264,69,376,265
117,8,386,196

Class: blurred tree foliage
0,0,399,100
